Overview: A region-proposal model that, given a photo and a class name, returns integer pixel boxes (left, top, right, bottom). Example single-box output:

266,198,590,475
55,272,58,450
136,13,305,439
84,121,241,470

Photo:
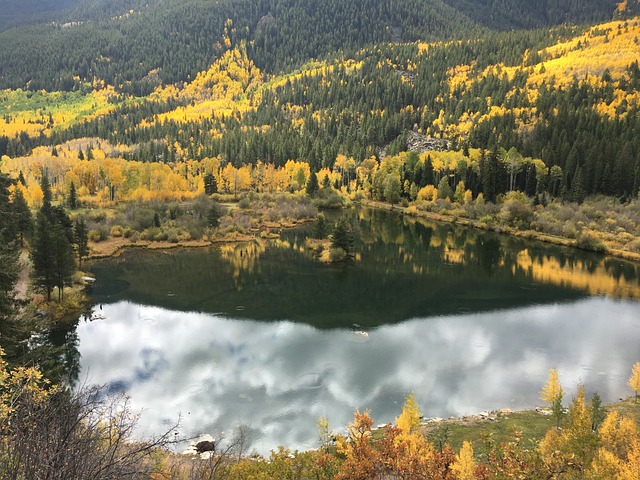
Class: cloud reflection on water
77,297,640,454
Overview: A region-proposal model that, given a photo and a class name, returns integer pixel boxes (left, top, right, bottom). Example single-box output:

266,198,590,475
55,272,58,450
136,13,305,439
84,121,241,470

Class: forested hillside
5,16,638,200
0,0,623,92
1,5,640,258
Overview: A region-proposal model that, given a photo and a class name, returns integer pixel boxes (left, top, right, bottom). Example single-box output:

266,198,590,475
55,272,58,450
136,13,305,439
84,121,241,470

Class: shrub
498,199,534,229
628,238,640,253
166,229,180,243
576,231,607,253
140,227,161,241
89,211,107,223
314,189,345,209
561,223,578,239
328,247,347,262
110,225,124,237
153,230,169,241
88,228,107,242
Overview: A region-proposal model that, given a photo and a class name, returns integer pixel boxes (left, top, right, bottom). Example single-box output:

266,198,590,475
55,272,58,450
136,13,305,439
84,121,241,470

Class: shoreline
84,199,640,265
357,198,640,264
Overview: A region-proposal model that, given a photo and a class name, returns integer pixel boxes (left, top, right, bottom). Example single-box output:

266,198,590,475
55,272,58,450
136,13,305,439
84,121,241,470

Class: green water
88,208,639,326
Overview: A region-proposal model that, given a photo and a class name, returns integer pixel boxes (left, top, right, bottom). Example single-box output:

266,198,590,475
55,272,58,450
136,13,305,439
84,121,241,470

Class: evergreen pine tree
571,165,586,204
68,181,78,209
12,187,32,247
0,173,19,320
207,203,222,228
204,173,218,195
312,214,329,239
32,212,56,302
74,218,89,269
423,155,435,186
305,170,319,197
31,175,76,302
525,163,538,197
52,220,75,301
331,217,355,256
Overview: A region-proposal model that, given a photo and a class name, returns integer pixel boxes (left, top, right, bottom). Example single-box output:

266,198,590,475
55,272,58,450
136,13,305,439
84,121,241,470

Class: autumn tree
335,409,378,480
383,174,402,206
385,392,435,478
539,385,599,478
0,348,179,479
540,367,564,427
396,392,421,434
629,362,640,402
589,410,640,479
476,430,544,479
451,441,475,480
317,415,333,450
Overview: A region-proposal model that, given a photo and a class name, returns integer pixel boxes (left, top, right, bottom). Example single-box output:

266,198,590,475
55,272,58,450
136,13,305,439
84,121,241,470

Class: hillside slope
0,0,623,92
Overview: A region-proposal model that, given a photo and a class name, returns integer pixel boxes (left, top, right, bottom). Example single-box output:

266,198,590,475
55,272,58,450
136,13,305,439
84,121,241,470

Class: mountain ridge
0,0,625,92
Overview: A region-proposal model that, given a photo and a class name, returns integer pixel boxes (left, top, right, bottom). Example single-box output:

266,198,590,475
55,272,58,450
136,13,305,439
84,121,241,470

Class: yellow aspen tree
628,362,640,402
598,410,638,460
589,448,624,479
540,367,565,428
621,440,640,480
451,441,475,480
540,367,563,404
396,392,422,434
391,393,433,477
565,385,598,470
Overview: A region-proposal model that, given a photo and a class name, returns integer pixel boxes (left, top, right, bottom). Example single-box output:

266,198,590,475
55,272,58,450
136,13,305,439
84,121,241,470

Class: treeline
0,0,622,92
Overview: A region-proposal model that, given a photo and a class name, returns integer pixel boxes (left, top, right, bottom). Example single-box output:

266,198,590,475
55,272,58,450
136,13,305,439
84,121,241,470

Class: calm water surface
76,208,640,453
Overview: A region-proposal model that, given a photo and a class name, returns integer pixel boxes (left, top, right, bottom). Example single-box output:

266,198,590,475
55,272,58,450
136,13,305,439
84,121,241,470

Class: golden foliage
395,392,422,434
629,362,640,399
417,184,438,201
515,250,640,298
451,441,475,480
540,367,563,404
0,88,116,138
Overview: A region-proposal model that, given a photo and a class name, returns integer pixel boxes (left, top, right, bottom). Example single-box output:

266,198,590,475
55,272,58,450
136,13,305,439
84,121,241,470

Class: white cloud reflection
77,297,640,454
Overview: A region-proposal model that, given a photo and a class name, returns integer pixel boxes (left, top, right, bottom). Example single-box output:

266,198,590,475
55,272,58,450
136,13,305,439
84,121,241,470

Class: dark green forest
0,0,620,91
